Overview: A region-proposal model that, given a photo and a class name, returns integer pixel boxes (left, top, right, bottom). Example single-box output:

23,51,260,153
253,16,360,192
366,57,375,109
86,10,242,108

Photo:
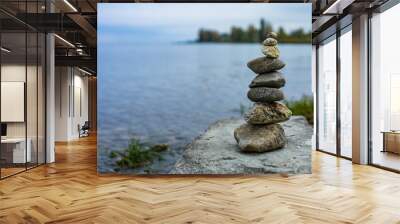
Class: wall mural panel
98,3,313,175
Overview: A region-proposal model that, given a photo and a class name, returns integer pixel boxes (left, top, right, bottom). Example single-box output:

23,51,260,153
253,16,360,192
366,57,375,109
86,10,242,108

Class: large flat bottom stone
170,116,312,175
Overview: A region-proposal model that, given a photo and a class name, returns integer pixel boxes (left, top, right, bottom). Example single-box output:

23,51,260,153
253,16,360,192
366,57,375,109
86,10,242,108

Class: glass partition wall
370,3,400,171
339,27,352,159
0,2,46,179
0,31,27,177
317,35,337,155
316,26,352,159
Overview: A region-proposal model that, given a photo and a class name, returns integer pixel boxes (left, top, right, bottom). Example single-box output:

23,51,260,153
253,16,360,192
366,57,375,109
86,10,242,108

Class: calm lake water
98,43,312,173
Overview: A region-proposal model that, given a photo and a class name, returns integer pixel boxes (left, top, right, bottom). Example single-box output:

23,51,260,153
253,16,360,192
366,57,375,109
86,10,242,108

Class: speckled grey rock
247,57,285,74
267,32,278,39
245,102,292,125
170,116,312,174
261,45,280,58
262,38,278,46
247,87,284,102
234,123,286,152
249,72,285,88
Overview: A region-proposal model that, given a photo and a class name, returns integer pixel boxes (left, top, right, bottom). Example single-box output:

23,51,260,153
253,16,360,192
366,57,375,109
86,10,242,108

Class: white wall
1,65,27,142
1,63,46,164
1,65,39,137
55,66,70,141
55,67,89,141
72,73,89,138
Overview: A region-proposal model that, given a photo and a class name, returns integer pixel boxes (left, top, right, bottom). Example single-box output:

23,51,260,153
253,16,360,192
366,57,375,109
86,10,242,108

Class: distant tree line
197,19,311,44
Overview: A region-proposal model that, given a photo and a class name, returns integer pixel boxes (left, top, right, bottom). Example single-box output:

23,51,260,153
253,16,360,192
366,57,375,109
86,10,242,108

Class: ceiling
311,0,390,43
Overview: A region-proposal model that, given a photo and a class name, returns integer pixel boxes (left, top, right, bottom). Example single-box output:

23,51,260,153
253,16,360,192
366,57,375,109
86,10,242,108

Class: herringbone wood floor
1,135,400,224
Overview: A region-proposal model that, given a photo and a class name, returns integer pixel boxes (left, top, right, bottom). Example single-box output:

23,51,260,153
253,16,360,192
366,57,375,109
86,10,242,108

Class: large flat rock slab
170,116,312,174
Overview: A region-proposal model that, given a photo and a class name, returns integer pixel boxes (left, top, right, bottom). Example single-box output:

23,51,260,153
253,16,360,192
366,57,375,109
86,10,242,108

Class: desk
1,138,31,163
382,131,400,155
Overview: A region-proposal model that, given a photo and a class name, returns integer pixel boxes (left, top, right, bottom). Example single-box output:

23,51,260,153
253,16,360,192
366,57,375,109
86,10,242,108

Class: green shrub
109,139,168,169
284,95,314,125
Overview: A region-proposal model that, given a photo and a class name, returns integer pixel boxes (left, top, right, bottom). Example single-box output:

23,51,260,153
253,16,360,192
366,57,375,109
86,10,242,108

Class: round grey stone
234,123,286,152
261,45,280,58
262,38,278,46
267,32,278,39
249,72,286,88
247,57,285,74
244,102,292,125
247,87,284,103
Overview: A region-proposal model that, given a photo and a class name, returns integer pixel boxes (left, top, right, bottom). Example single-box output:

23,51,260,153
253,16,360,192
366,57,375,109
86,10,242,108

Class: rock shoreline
170,116,312,174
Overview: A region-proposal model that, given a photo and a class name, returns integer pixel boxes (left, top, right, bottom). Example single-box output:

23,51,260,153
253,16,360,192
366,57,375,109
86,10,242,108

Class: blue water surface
98,43,311,173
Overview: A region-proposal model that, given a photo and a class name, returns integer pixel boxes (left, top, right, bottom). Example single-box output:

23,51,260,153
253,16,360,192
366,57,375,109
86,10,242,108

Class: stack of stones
234,32,292,153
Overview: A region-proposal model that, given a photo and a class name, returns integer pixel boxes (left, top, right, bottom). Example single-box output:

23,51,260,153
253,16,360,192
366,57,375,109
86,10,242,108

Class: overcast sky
98,3,311,44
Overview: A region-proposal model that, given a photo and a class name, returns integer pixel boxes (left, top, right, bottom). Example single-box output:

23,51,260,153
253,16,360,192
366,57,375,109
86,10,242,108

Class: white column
352,14,369,164
46,32,55,163
44,0,55,164
312,45,317,150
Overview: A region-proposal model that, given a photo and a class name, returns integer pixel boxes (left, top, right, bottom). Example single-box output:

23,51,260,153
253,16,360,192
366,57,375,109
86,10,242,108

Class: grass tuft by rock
109,139,168,170
284,95,313,125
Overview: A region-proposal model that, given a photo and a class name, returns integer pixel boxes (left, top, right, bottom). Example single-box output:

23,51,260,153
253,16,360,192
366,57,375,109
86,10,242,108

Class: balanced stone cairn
234,32,292,153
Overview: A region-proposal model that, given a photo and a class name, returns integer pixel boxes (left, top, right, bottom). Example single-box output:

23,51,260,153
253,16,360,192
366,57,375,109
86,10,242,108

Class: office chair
79,121,90,138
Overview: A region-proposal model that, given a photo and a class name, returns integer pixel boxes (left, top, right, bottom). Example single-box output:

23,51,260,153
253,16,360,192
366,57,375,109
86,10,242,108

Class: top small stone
267,32,278,39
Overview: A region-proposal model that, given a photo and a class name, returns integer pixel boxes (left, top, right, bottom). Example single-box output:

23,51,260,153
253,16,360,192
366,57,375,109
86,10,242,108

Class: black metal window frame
315,22,352,161
315,0,400,173
367,0,400,173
